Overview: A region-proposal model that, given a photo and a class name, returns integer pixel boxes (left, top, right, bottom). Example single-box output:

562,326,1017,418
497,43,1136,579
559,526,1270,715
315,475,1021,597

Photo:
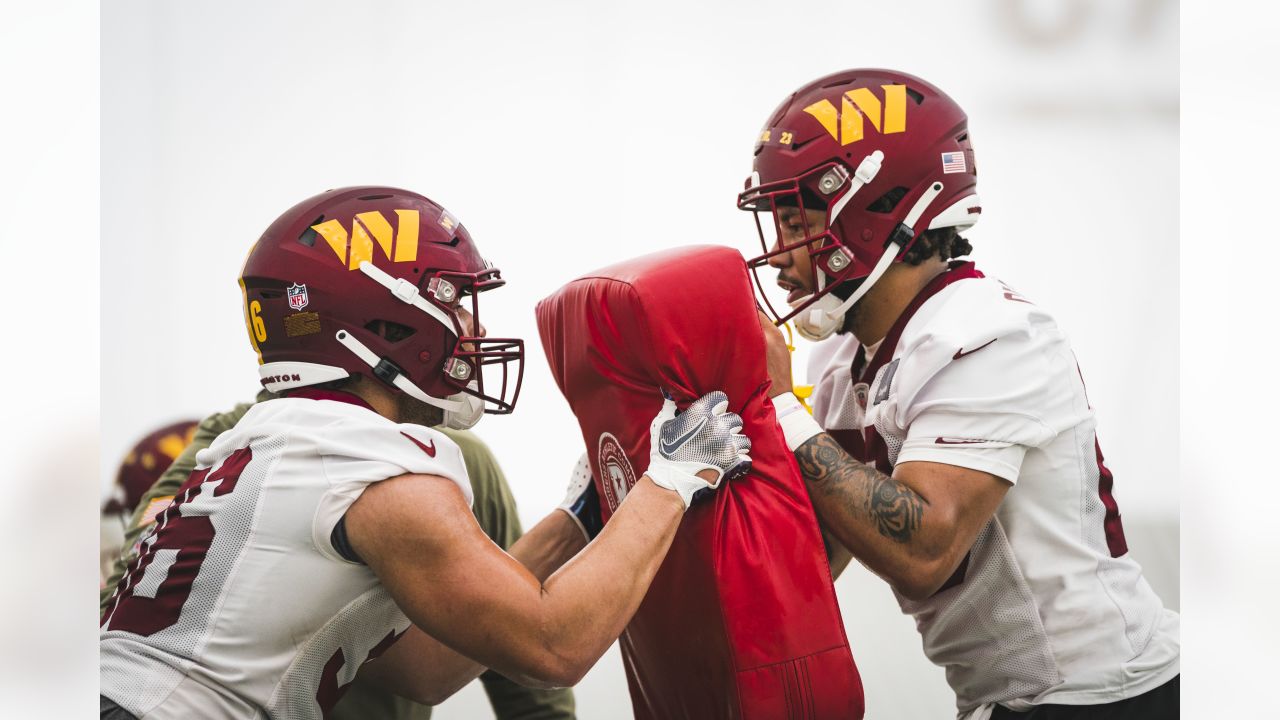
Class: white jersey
100,393,471,719
808,265,1179,714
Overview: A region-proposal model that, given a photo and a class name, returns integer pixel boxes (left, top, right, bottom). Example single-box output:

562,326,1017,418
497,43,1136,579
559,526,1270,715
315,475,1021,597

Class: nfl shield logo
287,283,309,311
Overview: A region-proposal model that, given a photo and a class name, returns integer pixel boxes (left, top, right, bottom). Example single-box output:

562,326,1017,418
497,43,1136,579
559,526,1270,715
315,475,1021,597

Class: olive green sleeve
437,427,524,550
332,677,434,720
471,671,577,720
99,401,256,613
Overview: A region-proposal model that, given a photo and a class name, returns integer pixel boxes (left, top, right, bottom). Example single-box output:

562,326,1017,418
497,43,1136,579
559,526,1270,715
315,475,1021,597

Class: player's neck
343,377,401,422
849,259,949,346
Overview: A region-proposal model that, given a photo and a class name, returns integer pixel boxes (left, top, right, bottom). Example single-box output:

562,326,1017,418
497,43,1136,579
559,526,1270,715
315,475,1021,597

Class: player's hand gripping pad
536,245,864,719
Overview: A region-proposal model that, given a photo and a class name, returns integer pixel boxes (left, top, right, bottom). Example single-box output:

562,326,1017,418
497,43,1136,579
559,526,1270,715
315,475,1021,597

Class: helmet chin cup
442,383,484,429
792,293,846,341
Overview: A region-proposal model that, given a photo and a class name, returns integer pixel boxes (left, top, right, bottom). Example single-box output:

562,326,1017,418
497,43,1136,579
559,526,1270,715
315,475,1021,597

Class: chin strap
903,181,945,232
357,261,458,332
258,262,486,427
795,180,948,341
794,244,899,341
334,330,462,412
828,150,884,224
343,261,487,429
813,151,885,299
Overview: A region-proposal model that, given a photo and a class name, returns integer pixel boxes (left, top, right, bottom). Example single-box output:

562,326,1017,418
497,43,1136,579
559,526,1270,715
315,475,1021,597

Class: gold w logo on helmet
312,210,420,270
803,85,907,146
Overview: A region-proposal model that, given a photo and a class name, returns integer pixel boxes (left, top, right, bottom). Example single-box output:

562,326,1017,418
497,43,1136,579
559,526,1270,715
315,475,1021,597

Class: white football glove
556,453,602,541
643,390,752,509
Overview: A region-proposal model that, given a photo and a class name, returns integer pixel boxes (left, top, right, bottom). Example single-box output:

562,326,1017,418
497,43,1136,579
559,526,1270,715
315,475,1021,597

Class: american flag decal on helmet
941,151,966,174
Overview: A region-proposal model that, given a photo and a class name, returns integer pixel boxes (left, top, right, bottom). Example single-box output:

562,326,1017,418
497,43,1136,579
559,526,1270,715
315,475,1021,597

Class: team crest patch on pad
597,432,637,513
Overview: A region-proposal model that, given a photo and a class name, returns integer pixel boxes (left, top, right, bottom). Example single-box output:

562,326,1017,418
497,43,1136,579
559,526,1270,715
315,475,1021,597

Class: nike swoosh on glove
644,390,752,509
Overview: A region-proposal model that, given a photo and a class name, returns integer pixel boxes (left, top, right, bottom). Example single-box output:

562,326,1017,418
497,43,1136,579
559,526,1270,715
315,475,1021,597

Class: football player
100,404,580,719
740,70,1179,718
100,187,752,719
101,420,198,586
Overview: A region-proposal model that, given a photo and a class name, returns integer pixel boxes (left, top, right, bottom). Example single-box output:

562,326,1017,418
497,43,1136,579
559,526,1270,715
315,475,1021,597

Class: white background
92,0,1180,717
97,2,1178,717
22,1,1275,718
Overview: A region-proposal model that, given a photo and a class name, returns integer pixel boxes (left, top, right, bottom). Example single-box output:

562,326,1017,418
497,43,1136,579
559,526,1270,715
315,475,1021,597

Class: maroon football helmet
738,69,981,340
104,420,200,518
239,187,523,427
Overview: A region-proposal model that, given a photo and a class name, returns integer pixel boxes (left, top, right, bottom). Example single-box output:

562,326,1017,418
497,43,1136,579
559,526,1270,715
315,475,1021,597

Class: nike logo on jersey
935,437,988,445
400,431,436,457
953,338,997,360
660,417,707,457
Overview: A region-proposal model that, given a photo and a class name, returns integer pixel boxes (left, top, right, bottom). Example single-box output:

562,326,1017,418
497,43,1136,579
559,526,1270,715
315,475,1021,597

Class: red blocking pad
536,245,864,719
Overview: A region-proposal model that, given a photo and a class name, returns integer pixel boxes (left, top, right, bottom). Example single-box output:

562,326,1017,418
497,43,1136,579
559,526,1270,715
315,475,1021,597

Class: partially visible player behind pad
100,392,576,719
99,186,752,720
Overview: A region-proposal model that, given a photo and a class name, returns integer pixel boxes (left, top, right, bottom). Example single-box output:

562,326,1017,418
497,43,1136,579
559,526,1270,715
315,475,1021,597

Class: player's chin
784,287,807,305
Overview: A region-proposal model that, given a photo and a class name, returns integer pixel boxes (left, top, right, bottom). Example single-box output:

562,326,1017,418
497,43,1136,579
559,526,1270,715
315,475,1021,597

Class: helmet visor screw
828,250,850,271
445,358,472,380
817,166,849,195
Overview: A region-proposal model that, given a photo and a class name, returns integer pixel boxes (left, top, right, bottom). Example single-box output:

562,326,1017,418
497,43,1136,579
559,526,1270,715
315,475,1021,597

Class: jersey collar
856,261,983,383
283,387,375,411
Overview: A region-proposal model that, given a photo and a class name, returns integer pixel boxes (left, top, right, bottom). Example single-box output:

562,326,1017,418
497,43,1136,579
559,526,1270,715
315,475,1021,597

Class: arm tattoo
795,433,925,544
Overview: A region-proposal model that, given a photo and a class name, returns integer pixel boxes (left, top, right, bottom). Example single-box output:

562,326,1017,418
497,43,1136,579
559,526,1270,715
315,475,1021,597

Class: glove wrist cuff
643,465,709,510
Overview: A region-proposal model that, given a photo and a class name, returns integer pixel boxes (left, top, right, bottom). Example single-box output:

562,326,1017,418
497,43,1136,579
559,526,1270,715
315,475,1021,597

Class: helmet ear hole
364,319,417,343
866,187,909,214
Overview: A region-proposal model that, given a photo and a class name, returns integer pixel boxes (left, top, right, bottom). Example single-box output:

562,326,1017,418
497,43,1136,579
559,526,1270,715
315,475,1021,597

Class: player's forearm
413,515,583,695
361,625,487,706
820,524,855,580
508,510,587,583
794,433,956,597
414,478,681,690
364,516,583,697
400,515,585,693
532,477,683,685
